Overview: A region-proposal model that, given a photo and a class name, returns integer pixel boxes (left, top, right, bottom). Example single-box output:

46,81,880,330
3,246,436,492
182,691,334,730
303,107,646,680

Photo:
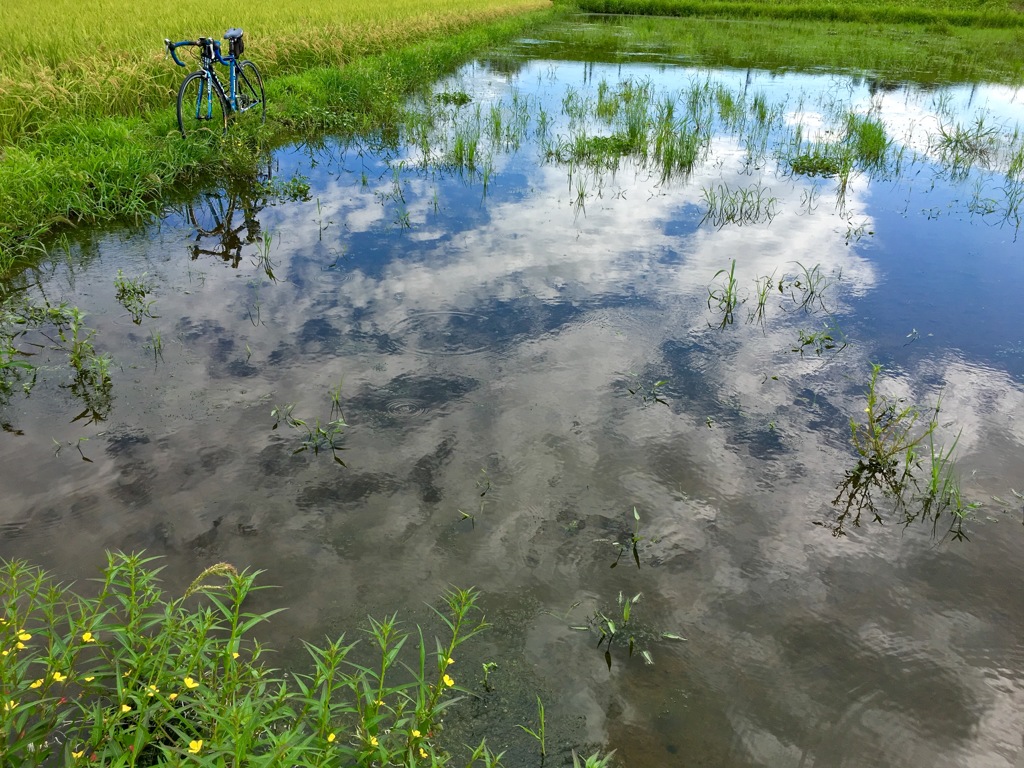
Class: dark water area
2,26,1024,767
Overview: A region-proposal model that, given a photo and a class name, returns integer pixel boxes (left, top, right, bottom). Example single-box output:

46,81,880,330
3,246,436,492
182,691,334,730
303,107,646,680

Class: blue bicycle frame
166,32,264,137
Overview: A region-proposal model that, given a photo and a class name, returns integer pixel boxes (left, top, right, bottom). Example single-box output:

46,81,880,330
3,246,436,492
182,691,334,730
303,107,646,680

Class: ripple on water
387,311,492,356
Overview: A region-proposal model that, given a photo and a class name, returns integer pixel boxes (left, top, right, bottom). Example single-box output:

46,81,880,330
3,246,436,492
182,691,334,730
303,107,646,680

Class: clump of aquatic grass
0,552,514,767
271,386,349,467
845,112,890,171
707,258,742,326
747,271,775,328
700,182,778,229
830,364,974,540
791,320,847,357
570,589,686,670
114,269,156,324
781,260,837,313
934,116,1001,178
788,144,852,178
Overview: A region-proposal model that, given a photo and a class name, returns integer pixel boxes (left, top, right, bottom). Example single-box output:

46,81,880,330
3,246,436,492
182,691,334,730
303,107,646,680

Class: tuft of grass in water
845,112,891,171
271,384,349,467
707,258,742,327
934,115,1001,178
829,364,975,540
700,182,778,229
114,269,156,325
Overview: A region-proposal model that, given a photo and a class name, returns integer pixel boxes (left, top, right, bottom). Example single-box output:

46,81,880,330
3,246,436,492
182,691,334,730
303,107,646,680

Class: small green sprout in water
271,385,348,467
481,661,498,692
624,372,670,406
573,749,617,768
708,258,741,327
114,270,155,324
573,590,687,670
516,696,546,759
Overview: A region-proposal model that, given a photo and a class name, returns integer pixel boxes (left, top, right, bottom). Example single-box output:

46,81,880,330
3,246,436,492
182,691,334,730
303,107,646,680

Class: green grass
560,0,1024,28
533,12,1024,84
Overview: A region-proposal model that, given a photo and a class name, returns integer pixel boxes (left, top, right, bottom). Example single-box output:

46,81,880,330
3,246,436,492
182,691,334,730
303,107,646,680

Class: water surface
2,29,1024,768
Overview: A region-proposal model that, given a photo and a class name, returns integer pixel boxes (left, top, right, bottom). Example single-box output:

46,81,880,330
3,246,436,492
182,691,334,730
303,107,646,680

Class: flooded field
3,21,1024,767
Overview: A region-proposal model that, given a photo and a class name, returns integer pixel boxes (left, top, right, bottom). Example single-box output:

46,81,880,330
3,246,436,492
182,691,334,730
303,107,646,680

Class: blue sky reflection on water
1,48,1024,767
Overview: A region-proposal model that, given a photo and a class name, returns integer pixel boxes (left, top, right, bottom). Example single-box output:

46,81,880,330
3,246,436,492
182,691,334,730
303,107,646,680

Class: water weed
700,182,779,229
707,259,742,327
114,269,155,324
829,364,973,539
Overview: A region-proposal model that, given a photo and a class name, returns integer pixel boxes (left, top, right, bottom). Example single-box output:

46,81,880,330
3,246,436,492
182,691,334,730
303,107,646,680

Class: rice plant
700,182,778,229
708,258,742,326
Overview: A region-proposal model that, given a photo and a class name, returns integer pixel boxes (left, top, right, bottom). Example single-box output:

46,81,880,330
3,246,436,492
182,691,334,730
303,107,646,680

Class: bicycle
164,29,265,138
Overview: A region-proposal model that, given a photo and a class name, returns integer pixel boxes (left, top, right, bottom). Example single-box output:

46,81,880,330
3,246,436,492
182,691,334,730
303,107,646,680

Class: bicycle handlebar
164,37,230,68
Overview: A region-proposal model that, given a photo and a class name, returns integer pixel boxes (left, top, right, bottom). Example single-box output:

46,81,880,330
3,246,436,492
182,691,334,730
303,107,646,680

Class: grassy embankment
0,0,552,272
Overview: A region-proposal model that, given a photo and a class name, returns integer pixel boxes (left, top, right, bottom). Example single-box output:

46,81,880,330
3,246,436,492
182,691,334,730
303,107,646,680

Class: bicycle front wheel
176,71,227,138
235,60,266,125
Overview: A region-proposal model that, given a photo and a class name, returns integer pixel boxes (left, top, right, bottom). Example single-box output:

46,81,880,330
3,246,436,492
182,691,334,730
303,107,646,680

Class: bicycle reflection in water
184,186,266,270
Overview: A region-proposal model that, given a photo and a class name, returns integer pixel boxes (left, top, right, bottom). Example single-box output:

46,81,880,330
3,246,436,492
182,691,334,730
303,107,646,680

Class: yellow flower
184,676,199,689
232,652,239,659
83,677,95,683
81,632,96,643
3,700,17,711
446,657,454,666
72,750,84,759
188,739,203,754
17,632,31,642
121,704,132,713
15,642,26,650
52,671,67,683
420,747,429,759
169,693,178,701
147,684,159,696
327,733,336,743
412,729,421,738
442,674,454,687
369,736,379,747
30,679,43,689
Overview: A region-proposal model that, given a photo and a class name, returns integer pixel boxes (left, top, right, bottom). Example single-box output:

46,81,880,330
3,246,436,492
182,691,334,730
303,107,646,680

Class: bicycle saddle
224,28,243,39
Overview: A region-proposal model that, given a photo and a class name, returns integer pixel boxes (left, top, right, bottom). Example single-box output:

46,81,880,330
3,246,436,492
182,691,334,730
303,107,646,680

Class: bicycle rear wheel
235,60,266,125
176,71,227,138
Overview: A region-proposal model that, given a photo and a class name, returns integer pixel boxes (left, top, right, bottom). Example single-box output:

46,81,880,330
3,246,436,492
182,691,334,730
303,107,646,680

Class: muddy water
2,36,1024,768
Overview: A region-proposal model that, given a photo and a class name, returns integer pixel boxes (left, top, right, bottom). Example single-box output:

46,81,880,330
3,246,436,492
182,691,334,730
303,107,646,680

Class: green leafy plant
830,364,974,539
0,553,507,767
707,259,741,327
572,591,686,670
516,696,546,760
113,270,155,324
